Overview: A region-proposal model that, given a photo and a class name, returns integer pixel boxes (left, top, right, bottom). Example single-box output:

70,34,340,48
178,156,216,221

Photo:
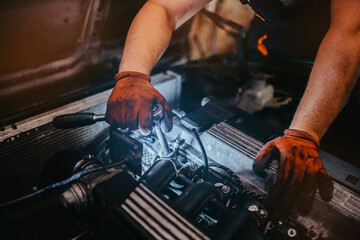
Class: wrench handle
53,113,105,129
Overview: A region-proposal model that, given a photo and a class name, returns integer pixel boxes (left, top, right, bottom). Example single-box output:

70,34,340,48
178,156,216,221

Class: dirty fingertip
317,170,333,201
253,143,276,174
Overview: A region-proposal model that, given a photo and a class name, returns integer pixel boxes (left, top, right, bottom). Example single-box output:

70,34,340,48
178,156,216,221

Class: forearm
119,2,174,74
290,26,360,140
119,0,212,74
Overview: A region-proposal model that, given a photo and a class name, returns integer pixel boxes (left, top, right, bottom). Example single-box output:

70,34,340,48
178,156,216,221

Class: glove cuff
114,71,151,83
284,129,320,148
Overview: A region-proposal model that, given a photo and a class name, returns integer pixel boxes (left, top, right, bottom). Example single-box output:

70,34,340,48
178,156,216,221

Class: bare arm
106,0,212,134
119,0,212,74
254,0,360,214
290,0,360,140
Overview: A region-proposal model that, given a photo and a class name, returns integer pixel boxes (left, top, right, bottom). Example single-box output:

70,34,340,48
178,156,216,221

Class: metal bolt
201,97,210,106
288,228,297,238
222,185,231,194
259,209,268,218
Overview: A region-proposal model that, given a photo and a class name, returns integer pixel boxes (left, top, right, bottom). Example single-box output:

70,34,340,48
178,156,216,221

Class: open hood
0,0,189,127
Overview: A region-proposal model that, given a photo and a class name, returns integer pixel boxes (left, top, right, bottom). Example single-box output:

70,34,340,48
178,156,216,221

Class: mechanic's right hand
105,71,173,135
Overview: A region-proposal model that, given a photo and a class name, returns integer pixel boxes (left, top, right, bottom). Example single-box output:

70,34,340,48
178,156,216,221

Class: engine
0,72,359,240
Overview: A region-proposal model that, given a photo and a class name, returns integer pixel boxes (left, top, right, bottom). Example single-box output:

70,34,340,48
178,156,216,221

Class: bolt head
288,228,297,238
259,209,268,218
222,185,231,194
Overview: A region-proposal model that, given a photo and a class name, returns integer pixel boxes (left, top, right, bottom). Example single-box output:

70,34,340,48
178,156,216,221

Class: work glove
105,71,173,135
253,129,333,215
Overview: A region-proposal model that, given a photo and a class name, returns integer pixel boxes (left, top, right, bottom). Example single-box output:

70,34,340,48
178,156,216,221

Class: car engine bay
1,71,359,240
0,1,360,239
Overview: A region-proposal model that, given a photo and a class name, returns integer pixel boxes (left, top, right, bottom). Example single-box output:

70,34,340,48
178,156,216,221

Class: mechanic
105,0,360,214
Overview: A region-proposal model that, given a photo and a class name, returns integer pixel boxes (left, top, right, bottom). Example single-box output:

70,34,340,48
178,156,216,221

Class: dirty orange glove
105,71,172,135
253,129,333,215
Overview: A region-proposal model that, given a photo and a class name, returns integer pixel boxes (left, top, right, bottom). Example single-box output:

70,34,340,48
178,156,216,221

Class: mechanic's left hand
253,129,334,215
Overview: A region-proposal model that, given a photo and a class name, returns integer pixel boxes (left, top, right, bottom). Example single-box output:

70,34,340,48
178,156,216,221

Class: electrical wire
152,158,190,178
0,192,36,208
0,161,124,208
194,162,267,204
209,163,267,204
191,129,209,181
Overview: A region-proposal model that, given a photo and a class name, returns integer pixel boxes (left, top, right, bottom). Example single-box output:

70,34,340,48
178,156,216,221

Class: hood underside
0,0,189,127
